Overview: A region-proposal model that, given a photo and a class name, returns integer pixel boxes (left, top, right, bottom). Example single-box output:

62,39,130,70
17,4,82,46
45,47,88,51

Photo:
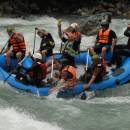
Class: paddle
60,41,63,53
86,49,89,71
84,49,90,81
51,55,54,78
4,56,28,82
33,28,37,55
57,19,64,54
0,40,9,54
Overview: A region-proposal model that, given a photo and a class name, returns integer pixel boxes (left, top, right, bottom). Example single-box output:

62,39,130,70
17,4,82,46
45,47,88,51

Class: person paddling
4,26,26,72
16,53,48,87
89,21,117,63
82,54,107,90
47,59,77,90
49,64,77,95
111,23,130,69
57,20,81,66
35,27,55,58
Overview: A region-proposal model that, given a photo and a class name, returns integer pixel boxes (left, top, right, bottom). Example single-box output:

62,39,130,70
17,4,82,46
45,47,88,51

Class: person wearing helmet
16,53,48,87
35,27,55,57
89,21,117,62
52,65,77,97
57,20,81,66
80,54,107,90
4,26,26,72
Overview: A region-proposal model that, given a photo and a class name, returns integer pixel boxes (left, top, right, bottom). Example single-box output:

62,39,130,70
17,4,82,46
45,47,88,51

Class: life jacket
62,32,79,57
28,63,47,81
61,65,76,81
98,29,111,44
9,33,26,53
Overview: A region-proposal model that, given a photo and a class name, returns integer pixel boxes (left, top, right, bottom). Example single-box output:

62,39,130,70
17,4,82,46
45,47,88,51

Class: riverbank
0,0,130,18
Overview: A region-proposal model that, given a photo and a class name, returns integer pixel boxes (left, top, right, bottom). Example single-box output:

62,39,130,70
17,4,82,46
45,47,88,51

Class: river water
0,16,130,130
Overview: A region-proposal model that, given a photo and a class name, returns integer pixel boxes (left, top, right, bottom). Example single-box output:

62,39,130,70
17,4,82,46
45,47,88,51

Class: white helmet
70,23,79,29
33,53,42,60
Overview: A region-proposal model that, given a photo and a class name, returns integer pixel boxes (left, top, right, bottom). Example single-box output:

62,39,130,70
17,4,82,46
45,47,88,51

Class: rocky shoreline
0,0,130,18
0,0,130,35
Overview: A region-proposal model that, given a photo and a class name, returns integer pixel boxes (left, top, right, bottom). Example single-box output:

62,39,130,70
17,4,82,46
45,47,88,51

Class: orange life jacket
98,29,111,44
9,33,26,52
61,65,76,81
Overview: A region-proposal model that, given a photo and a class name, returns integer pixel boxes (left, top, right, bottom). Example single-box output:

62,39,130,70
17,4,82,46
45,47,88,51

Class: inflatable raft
0,52,129,98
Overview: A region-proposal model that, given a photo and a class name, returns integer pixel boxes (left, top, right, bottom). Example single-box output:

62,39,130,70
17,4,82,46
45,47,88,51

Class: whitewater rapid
0,16,130,130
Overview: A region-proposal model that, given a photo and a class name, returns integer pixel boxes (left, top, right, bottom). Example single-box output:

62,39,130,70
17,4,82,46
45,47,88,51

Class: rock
116,10,122,15
81,11,88,16
77,8,82,14
79,12,112,35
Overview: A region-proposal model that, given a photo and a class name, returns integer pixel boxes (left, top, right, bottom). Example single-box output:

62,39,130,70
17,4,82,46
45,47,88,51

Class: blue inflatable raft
0,51,129,98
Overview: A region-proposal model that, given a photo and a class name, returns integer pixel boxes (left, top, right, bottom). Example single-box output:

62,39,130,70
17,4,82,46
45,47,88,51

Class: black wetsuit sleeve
45,33,55,51
124,27,130,37
109,30,117,39
39,33,55,51
62,37,68,43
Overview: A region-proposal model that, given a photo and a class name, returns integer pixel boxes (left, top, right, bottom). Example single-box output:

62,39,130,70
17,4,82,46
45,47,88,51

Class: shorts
11,51,25,59
94,44,110,54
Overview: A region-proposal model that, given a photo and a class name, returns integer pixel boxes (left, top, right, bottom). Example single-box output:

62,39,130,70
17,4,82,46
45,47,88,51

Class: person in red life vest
57,20,81,66
89,21,117,61
4,26,26,71
35,27,55,57
83,54,107,90
15,53,48,87
25,53,48,87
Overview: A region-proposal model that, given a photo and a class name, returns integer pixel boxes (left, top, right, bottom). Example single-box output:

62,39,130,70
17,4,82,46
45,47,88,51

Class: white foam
0,107,62,130
84,96,130,104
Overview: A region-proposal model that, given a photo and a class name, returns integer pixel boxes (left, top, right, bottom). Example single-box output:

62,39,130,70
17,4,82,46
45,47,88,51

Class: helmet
6,26,15,33
70,23,79,30
101,21,109,27
37,29,46,34
92,54,99,64
33,53,42,60
62,66,76,81
61,71,73,80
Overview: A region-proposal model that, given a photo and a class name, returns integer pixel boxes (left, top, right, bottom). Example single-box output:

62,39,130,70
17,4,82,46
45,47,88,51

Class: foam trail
0,107,62,130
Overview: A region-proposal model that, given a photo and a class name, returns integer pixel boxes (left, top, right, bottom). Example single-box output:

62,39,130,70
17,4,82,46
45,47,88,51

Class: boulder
79,12,112,35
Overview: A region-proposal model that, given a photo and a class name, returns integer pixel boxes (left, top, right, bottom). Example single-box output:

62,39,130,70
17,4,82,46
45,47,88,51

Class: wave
0,107,62,130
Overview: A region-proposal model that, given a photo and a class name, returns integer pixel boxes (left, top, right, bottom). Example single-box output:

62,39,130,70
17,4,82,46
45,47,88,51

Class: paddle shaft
51,55,54,78
86,49,89,71
0,40,9,54
60,42,63,53
33,29,37,55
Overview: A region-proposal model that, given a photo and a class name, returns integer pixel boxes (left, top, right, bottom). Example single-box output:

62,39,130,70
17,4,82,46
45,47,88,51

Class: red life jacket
28,63,47,81
9,33,26,52
98,29,111,44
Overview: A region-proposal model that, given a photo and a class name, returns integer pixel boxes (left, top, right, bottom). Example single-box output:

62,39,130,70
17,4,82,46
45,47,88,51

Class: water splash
0,107,62,130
